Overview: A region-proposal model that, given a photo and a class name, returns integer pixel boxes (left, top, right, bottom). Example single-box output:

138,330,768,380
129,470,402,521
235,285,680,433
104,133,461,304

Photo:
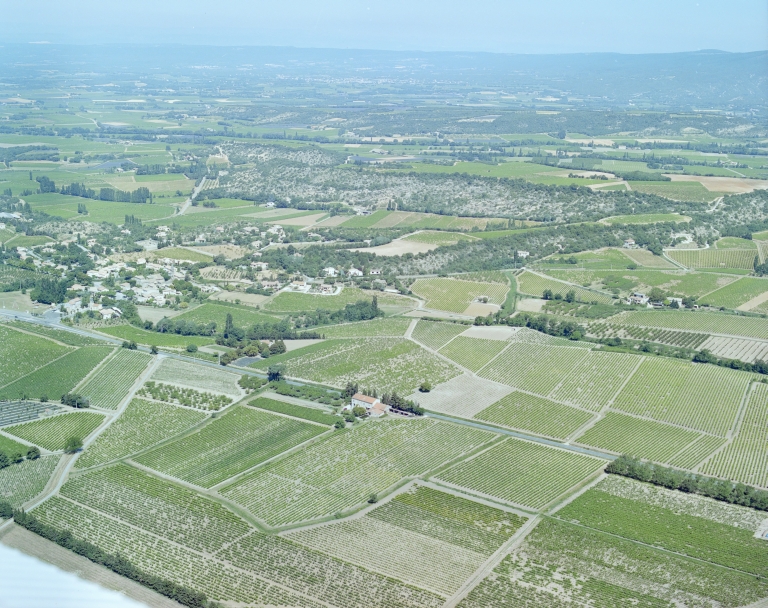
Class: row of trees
693,349,768,376
607,455,768,511
0,444,40,470
59,182,152,204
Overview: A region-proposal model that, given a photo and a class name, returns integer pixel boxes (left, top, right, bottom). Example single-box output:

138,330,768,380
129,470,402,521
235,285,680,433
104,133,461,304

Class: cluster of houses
323,266,382,278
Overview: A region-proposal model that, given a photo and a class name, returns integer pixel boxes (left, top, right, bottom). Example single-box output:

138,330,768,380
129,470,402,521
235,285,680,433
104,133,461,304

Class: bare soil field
136,305,187,323
350,239,438,256
460,325,520,341
667,174,768,193
462,302,501,317
283,339,325,352
738,290,768,312
0,524,181,608
269,212,327,227
516,298,546,312
314,215,353,227
410,373,514,418
208,291,269,306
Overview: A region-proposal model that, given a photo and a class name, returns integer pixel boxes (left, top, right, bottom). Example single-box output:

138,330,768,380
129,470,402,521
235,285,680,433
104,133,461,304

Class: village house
348,268,364,277
346,393,389,418
628,292,650,305
323,267,338,277
623,239,637,249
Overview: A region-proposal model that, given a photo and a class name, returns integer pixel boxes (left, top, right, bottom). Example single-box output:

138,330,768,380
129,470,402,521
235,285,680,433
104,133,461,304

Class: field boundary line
565,411,603,444
697,275,745,300
442,515,541,608
255,390,336,413
0,347,80,391
71,346,120,393
692,436,734,473
605,354,645,408
0,428,53,452
546,472,608,515
473,341,513,376
663,433,709,466
2,323,75,348
404,317,418,338
727,380,756,440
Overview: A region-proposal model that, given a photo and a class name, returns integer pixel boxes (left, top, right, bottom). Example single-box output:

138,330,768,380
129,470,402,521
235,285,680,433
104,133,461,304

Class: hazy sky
3,0,767,53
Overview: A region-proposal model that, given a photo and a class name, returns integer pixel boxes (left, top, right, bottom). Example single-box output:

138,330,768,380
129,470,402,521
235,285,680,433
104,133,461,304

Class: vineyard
439,336,508,372
620,248,676,268
0,455,60,507
0,346,114,401
474,391,594,440
151,357,242,396
410,320,468,350
556,486,768,577
252,338,461,395
174,301,280,329
319,316,412,338
138,381,232,410
0,324,70,388
8,321,105,346
698,335,768,363
5,411,105,451
436,437,606,509
221,419,494,526
459,517,768,608
409,277,509,313
607,310,768,340
75,399,207,469
516,271,613,304
574,411,702,463
136,405,327,488
77,349,151,410
700,276,768,309
249,397,339,425
667,434,727,470
588,322,710,349
61,465,252,554
702,383,768,487
610,357,752,436
264,287,412,313
0,400,64,427
666,248,757,270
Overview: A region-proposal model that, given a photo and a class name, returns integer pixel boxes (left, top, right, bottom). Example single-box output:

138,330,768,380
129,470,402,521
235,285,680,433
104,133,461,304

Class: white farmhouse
323,267,338,277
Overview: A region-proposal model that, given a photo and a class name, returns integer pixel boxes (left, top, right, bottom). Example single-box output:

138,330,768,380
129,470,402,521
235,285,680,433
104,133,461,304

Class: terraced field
474,391,594,440
75,399,207,469
5,411,105,451
436,438,606,509
221,419,494,526
76,349,151,410
702,383,768,487
136,405,327,488
516,271,613,304
610,357,752,436
410,277,508,313
667,248,757,270
251,338,461,395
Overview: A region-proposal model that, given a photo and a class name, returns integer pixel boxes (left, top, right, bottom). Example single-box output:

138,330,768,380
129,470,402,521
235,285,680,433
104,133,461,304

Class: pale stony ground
410,373,514,418
668,174,768,193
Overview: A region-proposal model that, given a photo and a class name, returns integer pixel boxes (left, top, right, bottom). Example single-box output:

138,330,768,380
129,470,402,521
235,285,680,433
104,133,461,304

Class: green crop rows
699,276,768,309
136,405,326,488
410,277,509,313
479,342,585,395
610,357,752,435
439,336,508,372
75,399,207,469
249,396,339,425
667,248,757,270
609,309,768,339
516,271,613,304
556,487,768,577
0,455,60,507
411,320,467,350
575,411,701,462
0,346,114,401
151,358,241,396
264,287,411,313
702,382,768,487
173,301,280,329
221,419,494,526
252,338,461,395
589,322,710,349
99,325,216,348
319,316,412,338
436,437,606,509
6,411,105,451
475,391,594,440
667,434,727,470
62,465,252,554
0,324,70,388
8,321,105,346
77,349,151,410
459,517,768,608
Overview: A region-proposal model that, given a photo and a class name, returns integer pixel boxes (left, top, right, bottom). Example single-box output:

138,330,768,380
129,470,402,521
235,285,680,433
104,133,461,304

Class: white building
323,267,338,277
348,268,363,277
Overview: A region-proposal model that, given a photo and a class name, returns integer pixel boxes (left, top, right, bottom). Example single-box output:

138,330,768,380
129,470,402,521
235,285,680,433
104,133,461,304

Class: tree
224,313,235,339
367,493,378,504
419,381,432,393
648,287,665,303
186,344,198,353
542,289,553,300
26,446,41,460
121,340,138,350
61,393,89,409
0,453,8,469
150,345,159,355
63,436,83,453
565,290,576,303
334,419,346,430
267,364,285,382
352,405,367,417
669,299,679,309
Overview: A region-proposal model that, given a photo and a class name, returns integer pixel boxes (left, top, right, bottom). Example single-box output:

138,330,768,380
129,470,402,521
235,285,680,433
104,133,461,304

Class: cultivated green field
317,316,412,338
136,405,327,487
436,437,606,509
516,271,613,304
600,213,691,225
264,287,413,313
5,411,105,451
76,349,151,410
609,309,768,339
411,319,468,350
173,301,280,329
667,247,757,270
0,455,61,507
0,324,71,387
410,277,509,313
699,276,768,309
